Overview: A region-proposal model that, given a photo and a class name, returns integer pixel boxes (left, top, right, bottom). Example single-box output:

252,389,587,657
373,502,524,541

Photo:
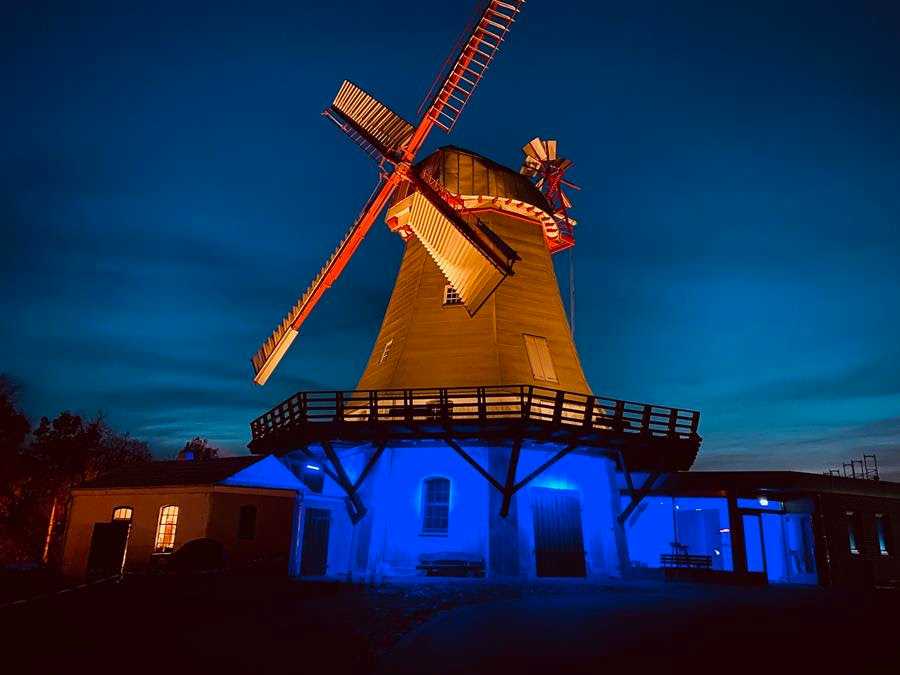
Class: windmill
251,1,529,386
242,1,704,585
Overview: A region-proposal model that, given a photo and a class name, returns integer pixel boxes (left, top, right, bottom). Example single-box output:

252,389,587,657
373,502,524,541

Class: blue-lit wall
366,444,490,576
286,442,623,579
282,450,358,578
356,441,621,579
282,447,829,585
512,446,622,578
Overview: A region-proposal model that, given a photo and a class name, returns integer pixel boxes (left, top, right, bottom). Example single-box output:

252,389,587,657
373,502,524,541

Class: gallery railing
250,385,700,444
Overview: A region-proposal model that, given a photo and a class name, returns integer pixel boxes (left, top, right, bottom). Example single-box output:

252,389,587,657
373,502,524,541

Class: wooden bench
416,554,485,577
660,553,713,569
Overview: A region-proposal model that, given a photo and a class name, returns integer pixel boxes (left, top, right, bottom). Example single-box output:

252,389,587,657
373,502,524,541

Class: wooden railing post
613,400,625,432
640,405,652,435
369,390,378,422
299,392,308,423
440,388,450,421
668,408,678,437
477,387,486,421
690,411,700,436
552,389,565,425
404,389,413,422
335,391,344,422
583,396,595,429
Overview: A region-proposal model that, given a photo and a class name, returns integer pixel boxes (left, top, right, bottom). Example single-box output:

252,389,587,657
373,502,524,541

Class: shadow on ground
2,574,897,674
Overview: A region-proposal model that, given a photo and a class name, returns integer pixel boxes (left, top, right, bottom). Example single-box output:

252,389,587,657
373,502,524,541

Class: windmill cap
406,145,555,216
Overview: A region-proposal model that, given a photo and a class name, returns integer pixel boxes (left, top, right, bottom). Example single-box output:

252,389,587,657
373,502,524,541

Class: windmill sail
327,81,415,157
250,223,356,385
250,176,401,385
403,182,518,315
423,1,526,134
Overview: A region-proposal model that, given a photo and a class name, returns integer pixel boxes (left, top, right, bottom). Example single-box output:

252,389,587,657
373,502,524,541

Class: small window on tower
443,285,463,306
523,334,558,383
379,339,394,366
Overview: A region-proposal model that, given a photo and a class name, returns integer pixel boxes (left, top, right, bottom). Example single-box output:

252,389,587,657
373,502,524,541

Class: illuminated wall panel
623,496,732,571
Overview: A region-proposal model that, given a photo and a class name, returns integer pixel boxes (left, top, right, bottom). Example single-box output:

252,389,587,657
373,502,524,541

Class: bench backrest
660,553,713,568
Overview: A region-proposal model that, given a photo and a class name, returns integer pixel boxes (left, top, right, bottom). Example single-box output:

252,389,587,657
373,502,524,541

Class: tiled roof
80,456,265,489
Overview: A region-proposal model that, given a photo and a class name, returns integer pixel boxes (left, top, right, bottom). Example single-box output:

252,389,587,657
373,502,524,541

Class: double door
532,488,586,577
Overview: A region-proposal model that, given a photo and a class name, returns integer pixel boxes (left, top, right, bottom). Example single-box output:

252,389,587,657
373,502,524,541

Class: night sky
3,1,899,478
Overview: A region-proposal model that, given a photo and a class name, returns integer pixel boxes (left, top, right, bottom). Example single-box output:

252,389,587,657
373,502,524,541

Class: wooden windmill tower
248,1,701,581
248,0,593,393
356,141,587,393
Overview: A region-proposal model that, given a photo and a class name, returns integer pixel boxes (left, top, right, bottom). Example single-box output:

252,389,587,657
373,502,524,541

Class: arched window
238,505,257,540
112,507,133,521
154,505,179,553
422,477,450,535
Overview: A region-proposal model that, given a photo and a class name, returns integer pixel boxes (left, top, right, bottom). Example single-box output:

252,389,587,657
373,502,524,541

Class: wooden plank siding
355,208,591,395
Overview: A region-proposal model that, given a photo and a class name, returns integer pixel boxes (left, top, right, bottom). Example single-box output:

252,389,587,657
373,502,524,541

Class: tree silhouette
0,374,152,564
176,436,220,461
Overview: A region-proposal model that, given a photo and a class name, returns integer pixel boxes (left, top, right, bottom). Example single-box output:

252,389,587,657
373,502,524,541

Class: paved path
377,583,898,674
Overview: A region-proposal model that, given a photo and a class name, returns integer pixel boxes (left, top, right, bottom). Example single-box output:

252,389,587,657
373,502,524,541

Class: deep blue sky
2,1,899,478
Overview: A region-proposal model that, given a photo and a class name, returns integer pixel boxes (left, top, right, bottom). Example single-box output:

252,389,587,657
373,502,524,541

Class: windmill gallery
63,1,900,588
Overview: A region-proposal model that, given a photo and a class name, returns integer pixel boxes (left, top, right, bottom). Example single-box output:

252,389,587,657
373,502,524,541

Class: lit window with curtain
112,507,133,521
422,477,450,535
154,505,179,553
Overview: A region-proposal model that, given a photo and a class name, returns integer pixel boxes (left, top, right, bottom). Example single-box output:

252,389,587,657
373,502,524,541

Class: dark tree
0,378,152,564
176,436,220,461
0,376,32,562
29,412,152,563
0,376,29,458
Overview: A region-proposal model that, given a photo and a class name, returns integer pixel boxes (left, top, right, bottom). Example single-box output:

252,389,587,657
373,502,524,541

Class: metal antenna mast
568,247,575,335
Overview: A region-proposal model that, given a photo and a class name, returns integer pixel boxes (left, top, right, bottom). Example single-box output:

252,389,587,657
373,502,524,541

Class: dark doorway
532,488,586,577
85,521,131,577
300,507,331,576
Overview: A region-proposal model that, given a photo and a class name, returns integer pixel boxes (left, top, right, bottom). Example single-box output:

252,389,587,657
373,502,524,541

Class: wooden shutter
523,334,558,383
